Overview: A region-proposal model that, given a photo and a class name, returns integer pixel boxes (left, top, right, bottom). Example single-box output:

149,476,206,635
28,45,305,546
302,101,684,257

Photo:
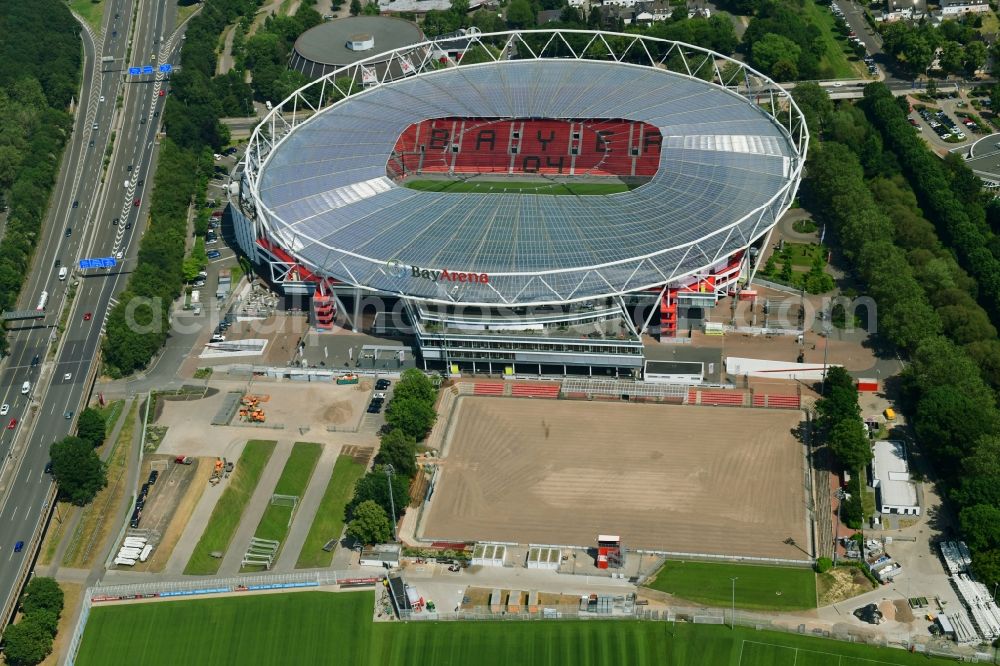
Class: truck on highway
35,291,48,311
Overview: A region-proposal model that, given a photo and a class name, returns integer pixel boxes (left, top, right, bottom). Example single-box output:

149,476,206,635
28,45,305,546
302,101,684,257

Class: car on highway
206,250,221,259
72,200,79,208
158,89,165,97
99,95,105,102
133,198,140,207
6,418,16,430
127,165,133,172
125,221,132,230
44,461,53,475
63,373,72,381
0,404,7,416
31,354,39,367
65,227,72,237
64,410,73,420
137,179,144,187
112,218,119,226
116,251,123,260
14,541,23,553
83,312,92,321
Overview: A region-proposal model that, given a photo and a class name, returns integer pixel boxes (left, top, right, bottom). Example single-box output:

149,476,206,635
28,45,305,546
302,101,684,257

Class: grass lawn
800,0,865,80
784,242,824,268
69,0,105,32
242,442,322,570
175,0,201,26
296,454,366,569
183,440,276,575
62,401,138,569
95,399,124,429
404,179,631,195
644,561,817,611
75,590,960,666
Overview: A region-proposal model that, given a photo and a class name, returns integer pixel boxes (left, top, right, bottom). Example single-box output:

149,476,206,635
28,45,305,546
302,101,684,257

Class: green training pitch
296,454,366,569
645,561,817,611
183,440,276,575
75,591,959,666
403,179,631,195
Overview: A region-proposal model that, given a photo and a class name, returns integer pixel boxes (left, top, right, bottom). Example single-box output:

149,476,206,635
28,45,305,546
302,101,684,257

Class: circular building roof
291,16,422,69
250,34,806,306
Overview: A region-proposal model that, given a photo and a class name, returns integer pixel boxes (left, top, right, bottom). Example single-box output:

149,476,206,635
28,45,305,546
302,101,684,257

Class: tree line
345,370,438,546
814,366,870,528
1,577,65,665
0,0,81,356
102,0,266,375
797,82,1000,588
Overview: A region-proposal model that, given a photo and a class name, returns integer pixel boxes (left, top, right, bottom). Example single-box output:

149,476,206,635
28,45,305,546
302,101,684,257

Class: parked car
207,250,221,259
375,379,391,390
148,470,159,485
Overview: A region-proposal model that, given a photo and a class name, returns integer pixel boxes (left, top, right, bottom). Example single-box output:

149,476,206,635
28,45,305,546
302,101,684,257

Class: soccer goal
271,494,300,527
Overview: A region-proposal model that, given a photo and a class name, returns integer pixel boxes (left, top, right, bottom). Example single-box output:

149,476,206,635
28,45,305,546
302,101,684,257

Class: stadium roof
250,38,804,305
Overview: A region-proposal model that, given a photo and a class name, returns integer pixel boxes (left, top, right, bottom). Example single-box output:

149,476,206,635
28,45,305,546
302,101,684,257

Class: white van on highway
21,381,30,395
58,266,68,281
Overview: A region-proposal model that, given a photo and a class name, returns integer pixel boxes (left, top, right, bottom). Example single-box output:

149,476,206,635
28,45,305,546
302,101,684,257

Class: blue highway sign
158,64,172,73
79,257,117,270
128,67,142,76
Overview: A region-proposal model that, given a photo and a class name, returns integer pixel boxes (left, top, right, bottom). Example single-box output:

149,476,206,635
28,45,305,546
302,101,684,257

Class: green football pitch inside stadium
76,591,960,666
403,179,632,195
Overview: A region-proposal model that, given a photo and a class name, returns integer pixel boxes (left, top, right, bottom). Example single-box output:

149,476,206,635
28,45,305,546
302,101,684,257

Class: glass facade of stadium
229,30,806,377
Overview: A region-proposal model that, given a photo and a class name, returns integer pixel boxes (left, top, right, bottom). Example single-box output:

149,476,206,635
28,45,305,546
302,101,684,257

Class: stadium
231,30,808,376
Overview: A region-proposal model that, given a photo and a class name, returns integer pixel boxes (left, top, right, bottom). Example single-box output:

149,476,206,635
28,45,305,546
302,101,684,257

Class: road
0,0,181,624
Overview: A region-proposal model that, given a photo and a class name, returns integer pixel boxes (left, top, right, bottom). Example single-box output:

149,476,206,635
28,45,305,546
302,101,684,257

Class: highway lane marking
8,506,16,521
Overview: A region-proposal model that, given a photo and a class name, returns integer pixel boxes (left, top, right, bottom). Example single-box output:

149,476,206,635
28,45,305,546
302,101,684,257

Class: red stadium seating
510,383,560,398
389,117,661,179
473,383,506,396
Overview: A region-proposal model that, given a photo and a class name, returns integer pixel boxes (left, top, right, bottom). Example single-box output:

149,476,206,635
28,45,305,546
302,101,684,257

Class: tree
375,428,418,478
349,0,361,15
828,418,872,470
1,617,53,666
20,578,63,618
385,396,437,440
49,436,106,505
750,34,801,79
964,40,987,75
960,504,1000,552
938,40,965,75
393,368,437,404
505,0,536,28
346,499,393,545
75,408,106,448
363,1,380,15
347,468,411,520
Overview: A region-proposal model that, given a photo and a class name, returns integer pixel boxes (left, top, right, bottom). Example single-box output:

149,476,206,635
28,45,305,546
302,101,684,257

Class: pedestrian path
272,443,343,572
217,440,293,575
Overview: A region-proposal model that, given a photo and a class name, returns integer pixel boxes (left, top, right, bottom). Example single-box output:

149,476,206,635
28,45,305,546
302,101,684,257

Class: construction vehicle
210,458,224,485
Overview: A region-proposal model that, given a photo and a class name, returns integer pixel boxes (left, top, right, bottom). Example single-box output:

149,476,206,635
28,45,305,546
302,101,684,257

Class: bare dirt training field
421,398,809,560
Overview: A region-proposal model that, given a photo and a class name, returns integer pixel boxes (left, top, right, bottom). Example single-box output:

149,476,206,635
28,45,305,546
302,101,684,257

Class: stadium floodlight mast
730,577,738,629
384,464,398,542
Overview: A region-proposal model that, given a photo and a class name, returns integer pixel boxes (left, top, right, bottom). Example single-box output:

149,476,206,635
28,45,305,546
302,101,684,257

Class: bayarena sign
387,259,490,285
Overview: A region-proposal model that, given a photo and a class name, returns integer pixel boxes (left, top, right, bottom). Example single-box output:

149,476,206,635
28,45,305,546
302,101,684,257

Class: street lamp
730,577,738,629
384,464,398,542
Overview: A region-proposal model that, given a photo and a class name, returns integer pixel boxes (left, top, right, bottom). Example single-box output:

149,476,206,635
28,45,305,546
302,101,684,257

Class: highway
0,0,181,624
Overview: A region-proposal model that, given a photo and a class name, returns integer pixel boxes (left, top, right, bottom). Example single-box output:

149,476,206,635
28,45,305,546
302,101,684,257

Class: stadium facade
230,30,808,377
